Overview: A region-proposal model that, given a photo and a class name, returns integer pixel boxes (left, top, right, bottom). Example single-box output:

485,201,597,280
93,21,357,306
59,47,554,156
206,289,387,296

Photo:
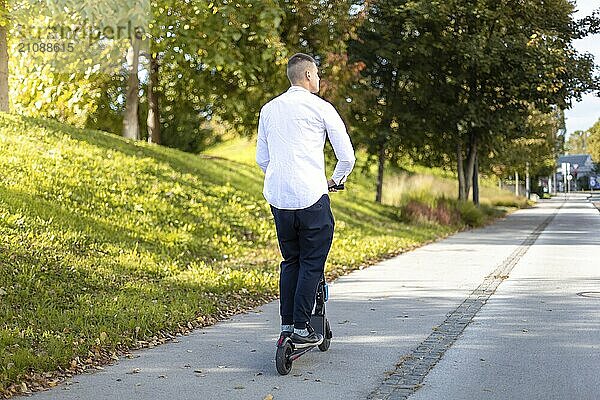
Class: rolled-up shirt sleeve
323,103,355,185
256,107,270,174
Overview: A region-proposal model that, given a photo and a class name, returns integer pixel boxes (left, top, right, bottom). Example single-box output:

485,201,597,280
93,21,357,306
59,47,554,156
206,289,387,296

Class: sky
563,0,600,135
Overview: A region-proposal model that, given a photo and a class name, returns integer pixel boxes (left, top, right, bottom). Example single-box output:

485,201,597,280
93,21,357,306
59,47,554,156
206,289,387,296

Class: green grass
0,115,522,396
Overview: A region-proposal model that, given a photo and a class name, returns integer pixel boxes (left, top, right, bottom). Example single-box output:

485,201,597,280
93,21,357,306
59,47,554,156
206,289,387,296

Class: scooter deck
276,335,318,361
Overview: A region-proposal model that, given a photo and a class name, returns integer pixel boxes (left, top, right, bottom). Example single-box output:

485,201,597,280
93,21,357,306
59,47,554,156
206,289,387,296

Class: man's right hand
327,179,337,192
328,179,345,192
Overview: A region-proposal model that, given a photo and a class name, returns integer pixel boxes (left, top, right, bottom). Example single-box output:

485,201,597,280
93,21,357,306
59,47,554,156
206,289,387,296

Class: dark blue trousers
270,194,334,329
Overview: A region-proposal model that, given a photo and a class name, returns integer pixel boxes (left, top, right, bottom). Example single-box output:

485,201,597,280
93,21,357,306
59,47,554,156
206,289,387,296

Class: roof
557,154,594,173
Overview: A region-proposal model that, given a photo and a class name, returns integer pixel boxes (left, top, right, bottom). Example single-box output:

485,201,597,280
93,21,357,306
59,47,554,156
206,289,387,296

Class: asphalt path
27,194,600,400
409,194,600,400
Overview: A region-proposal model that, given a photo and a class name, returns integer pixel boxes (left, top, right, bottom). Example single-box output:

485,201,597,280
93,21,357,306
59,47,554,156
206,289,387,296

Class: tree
351,0,597,203
140,0,288,151
577,7,600,36
349,0,436,202
146,51,160,144
587,119,600,162
488,107,563,193
8,1,131,127
122,35,142,140
565,130,589,154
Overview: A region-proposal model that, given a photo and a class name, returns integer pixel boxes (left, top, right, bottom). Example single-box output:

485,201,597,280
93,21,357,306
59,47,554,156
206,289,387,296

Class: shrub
457,201,486,227
400,196,461,226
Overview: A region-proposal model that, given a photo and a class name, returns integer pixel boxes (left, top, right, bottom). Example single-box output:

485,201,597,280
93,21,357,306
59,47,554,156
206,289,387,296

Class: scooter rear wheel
318,319,331,352
276,341,293,375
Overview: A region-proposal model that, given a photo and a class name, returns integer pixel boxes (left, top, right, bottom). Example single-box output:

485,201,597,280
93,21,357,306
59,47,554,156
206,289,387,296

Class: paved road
27,195,600,400
409,194,600,400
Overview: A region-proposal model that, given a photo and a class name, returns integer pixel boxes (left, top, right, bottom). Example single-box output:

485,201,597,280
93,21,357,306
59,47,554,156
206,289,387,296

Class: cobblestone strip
369,207,560,400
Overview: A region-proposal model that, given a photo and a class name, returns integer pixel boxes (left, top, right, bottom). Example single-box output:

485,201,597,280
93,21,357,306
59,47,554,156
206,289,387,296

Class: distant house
556,154,597,191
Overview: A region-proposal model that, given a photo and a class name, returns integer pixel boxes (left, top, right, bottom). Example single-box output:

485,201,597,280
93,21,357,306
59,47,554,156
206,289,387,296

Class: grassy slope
0,114,462,395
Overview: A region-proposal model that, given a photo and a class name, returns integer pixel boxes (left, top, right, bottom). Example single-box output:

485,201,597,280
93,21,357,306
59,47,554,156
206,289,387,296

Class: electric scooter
274,182,343,375
275,276,333,375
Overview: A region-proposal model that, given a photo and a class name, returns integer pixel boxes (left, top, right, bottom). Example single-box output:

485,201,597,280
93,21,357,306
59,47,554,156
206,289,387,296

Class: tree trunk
375,144,385,203
472,154,479,205
147,52,161,144
463,132,478,201
123,37,141,140
0,0,9,113
515,171,519,196
525,162,530,199
457,141,466,201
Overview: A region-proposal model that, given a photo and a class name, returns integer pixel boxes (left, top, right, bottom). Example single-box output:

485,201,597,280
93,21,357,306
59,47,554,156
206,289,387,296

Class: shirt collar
287,85,310,93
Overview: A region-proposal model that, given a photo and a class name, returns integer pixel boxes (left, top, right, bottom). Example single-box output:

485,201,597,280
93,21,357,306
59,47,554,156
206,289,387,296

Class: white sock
281,324,293,332
294,328,309,337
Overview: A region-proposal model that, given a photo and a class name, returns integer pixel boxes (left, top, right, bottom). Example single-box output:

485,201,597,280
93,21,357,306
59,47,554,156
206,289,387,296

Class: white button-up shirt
256,86,356,210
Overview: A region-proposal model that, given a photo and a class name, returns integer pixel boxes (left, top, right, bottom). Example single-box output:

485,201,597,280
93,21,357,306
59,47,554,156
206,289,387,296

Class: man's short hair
286,53,317,84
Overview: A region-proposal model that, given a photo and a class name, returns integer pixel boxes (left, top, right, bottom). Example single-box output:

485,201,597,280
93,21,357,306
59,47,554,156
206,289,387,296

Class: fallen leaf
263,394,274,400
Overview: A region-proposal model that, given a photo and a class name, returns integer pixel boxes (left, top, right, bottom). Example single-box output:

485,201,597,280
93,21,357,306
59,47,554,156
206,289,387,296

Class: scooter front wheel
276,341,294,375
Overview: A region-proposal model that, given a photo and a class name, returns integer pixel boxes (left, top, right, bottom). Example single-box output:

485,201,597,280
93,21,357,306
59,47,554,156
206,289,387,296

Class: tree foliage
565,129,590,154
489,107,563,179
350,0,597,202
3,0,599,205
586,118,600,162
